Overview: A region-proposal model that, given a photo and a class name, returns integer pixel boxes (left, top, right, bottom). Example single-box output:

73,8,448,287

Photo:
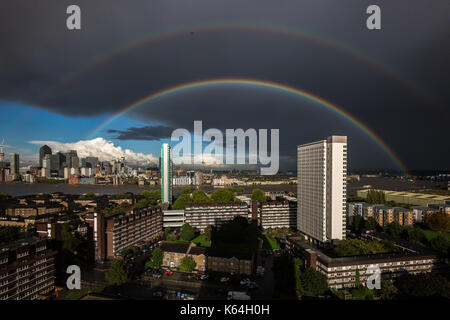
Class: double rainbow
87,78,409,176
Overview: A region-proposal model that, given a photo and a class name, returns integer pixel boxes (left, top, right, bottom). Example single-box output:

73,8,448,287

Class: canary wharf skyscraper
161,143,172,204
297,136,347,244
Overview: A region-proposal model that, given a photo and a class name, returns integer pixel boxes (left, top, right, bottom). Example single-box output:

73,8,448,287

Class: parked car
248,282,259,289
240,278,251,286
152,273,162,279
227,291,250,300
220,277,230,282
165,270,174,275
199,274,209,280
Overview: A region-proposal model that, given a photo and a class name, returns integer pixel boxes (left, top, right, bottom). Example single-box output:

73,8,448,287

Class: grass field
191,234,211,247
422,229,450,241
64,287,103,300
262,235,280,250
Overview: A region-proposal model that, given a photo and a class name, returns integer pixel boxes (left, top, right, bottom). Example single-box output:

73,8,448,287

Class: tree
164,227,171,235
364,217,379,230
133,198,153,209
204,225,213,242
192,190,211,203
251,189,267,202
0,226,21,246
180,223,195,241
181,188,192,195
426,211,450,232
167,233,177,241
430,235,450,257
61,224,82,253
379,279,397,300
172,193,191,210
141,190,161,199
395,273,450,299
386,221,403,238
299,268,328,296
272,252,296,295
352,215,364,233
145,247,163,269
355,268,361,288
366,189,386,204
211,189,235,203
408,227,427,244
106,260,128,286
179,255,196,272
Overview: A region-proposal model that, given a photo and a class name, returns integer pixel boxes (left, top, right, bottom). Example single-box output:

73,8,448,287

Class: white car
200,274,209,280
240,278,251,286
220,277,230,282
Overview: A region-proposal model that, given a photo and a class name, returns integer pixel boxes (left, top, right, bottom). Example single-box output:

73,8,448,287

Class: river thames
0,177,442,197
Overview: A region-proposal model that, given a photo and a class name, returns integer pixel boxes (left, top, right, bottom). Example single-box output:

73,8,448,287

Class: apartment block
86,206,163,261
5,204,64,218
297,136,347,243
184,202,250,231
287,234,447,290
0,237,56,300
259,200,297,229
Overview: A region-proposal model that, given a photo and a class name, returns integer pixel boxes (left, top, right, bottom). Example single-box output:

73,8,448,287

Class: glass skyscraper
160,143,172,204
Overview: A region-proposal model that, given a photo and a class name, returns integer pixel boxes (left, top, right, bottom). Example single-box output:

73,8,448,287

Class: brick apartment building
161,242,253,275
286,234,447,290
5,204,64,218
0,237,56,300
86,205,164,261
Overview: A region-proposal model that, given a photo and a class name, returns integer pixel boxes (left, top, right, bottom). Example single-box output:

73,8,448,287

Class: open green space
64,287,103,300
262,234,280,250
191,234,211,247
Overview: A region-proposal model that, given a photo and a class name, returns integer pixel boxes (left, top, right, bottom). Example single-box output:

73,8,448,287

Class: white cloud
29,138,158,166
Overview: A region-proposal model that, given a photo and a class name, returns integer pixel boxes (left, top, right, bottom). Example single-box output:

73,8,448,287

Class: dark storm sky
0,0,449,172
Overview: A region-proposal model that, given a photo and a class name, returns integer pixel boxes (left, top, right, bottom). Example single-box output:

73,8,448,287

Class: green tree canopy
61,224,82,253
251,189,267,202
192,190,211,203
364,217,379,230
332,238,397,257
172,193,191,210
366,189,386,204
426,211,450,232
430,235,450,257
106,260,128,286
141,190,161,200
180,223,196,241
203,225,213,242
379,279,398,300
211,188,235,203
179,255,197,272
386,221,403,238
181,188,192,195
0,226,21,246
299,268,329,296
145,247,163,269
